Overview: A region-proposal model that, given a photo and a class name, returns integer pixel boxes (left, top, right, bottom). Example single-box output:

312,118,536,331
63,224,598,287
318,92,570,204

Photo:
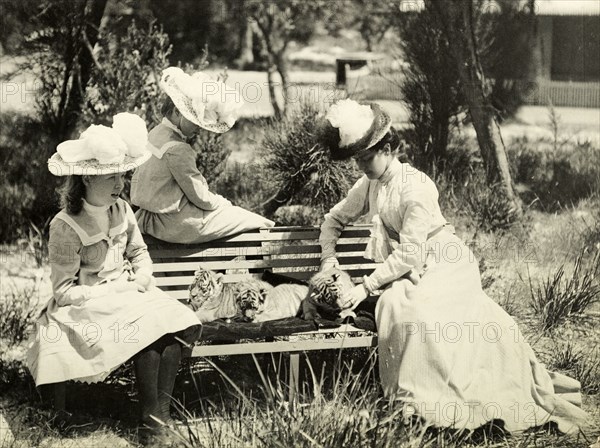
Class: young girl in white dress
27,113,202,439
131,67,274,244
318,100,590,434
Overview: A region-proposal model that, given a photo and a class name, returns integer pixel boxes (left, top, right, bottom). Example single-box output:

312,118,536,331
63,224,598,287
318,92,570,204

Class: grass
145,353,597,448
0,280,38,346
550,341,600,395
529,250,600,332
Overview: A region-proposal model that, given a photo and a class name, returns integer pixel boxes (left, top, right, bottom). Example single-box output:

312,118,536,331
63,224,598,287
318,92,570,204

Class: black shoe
49,409,92,434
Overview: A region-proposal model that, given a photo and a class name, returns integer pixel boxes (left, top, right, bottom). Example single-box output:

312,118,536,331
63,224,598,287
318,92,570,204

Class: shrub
508,138,600,211
530,250,600,332
0,112,59,243
0,282,38,347
395,2,464,165
582,206,600,253
463,177,521,234
273,205,322,227
82,19,172,128
260,101,360,217
213,161,268,214
192,131,232,187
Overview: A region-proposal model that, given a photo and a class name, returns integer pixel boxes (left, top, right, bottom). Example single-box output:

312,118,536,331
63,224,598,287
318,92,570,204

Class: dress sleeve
319,176,370,260
363,191,431,291
163,143,231,211
48,218,114,306
123,202,153,278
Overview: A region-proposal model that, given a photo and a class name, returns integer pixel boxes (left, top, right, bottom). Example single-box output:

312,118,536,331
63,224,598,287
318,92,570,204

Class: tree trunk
267,61,282,120
60,0,108,140
428,0,522,215
276,52,290,116
236,18,254,68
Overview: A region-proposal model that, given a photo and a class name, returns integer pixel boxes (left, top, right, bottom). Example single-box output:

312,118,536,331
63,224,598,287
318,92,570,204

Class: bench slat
152,256,377,273
191,335,378,357
155,266,379,288
146,228,370,246
149,243,369,259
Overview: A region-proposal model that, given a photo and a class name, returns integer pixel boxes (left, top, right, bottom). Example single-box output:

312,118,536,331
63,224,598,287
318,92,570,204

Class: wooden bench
145,225,381,396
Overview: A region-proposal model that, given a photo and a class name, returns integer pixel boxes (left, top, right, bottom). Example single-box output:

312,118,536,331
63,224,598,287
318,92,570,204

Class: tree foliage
394,0,535,171
244,0,328,119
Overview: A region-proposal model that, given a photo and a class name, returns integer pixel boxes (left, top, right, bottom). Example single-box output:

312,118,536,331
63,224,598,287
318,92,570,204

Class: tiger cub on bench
188,267,308,323
235,281,308,322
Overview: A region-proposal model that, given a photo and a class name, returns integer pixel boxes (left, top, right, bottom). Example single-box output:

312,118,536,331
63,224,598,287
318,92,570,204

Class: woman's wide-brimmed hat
323,99,392,160
48,113,151,176
160,66,242,133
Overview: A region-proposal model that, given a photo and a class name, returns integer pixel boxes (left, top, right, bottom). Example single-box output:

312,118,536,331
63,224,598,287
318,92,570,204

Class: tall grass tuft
17,220,50,268
0,282,39,346
530,250,600,332
551,341,600,395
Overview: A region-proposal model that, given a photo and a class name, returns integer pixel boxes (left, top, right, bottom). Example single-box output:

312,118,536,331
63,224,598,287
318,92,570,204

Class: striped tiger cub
235,281,309,322
188,267,239,323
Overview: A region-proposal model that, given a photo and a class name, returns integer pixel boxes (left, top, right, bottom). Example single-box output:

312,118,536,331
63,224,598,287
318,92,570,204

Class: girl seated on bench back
131,67,274,244
27,113,201,442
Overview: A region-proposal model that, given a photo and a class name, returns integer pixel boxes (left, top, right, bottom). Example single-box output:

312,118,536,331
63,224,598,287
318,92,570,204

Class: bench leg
289,352,300,405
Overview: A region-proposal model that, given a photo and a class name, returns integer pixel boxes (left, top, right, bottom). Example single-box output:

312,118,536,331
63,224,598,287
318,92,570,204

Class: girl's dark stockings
134,334,182,426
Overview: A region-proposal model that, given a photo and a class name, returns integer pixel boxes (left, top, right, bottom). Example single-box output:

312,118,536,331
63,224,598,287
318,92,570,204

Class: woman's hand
337,284,368,311
319,257,340,272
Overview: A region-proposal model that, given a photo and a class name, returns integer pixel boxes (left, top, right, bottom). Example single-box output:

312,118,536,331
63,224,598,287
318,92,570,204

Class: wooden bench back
145,225,380,301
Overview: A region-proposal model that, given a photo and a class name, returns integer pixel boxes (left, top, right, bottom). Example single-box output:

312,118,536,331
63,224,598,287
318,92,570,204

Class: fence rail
345,72,600,108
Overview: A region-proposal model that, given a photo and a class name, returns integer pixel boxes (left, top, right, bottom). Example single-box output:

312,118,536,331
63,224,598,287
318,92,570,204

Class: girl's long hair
59,175,86,215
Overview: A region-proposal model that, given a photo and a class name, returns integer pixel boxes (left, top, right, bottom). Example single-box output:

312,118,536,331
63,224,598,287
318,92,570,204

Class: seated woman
28,113,201,441
318,100,590,434
131,67,274,244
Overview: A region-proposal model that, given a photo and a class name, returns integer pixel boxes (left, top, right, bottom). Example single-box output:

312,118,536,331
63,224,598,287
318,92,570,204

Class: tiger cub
189,267,310,323
188,267,239,323
235,281,308,322
303,267,356,320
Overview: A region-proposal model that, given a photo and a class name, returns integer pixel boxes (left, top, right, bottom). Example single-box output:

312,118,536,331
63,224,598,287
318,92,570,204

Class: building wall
551,16,600,81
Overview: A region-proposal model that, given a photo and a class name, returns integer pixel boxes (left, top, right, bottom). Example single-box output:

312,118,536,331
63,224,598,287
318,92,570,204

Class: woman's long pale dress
319,158,589,433
27,199,201,386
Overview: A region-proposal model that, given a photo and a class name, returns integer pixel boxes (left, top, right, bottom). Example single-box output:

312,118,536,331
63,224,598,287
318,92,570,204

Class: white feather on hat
48,113,151,176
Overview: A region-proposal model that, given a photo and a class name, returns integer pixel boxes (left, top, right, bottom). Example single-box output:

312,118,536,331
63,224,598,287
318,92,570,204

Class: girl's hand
114,278,145,293
131,272,153,292
337,284,368,311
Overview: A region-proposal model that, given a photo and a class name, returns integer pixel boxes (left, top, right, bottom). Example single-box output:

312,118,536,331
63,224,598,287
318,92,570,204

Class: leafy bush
0,112,58,243
395,2,464,165
260,101,360,217
530,250,600,332
213,161,268,214
0,282,38,347
82,19,171,128
192,132,232,186
508,138,600,211
273,205,322,227
463,177,521,233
